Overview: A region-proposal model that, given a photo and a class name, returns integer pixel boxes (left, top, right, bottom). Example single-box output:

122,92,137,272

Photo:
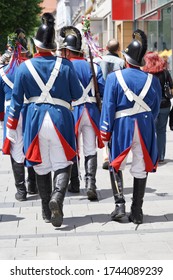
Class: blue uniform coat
0,60,27,145
70,57,105,148
100,68,162,172
4,53,83,167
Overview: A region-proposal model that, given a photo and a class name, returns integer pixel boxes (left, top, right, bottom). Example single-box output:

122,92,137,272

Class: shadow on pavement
97,187,157,200
52,212,173,230
53,213,132,231
0,214,24,223
144,213,173,223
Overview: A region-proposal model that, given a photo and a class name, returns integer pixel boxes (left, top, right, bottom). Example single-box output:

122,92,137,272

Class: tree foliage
0,0,43,52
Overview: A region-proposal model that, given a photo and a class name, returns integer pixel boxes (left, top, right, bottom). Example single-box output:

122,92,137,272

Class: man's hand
6,127,17,143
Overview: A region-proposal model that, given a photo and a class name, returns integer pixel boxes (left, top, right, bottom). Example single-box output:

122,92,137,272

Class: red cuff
6,117,18,129
0,112,4,121
100,131,111,141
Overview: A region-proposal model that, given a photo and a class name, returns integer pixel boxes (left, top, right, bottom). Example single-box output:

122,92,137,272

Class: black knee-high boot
129,177,147,224
10,157,27,201
27,167,37,194
84,154,98,201
36,172,52,223
68,162,80,193
110,170,126,220
49,165,72,227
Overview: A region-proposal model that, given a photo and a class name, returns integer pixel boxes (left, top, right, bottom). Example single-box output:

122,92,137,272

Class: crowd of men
0,13,162,228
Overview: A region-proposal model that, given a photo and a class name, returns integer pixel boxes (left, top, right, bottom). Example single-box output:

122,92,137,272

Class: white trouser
120,123,147,178
33,112,72,175
102,146,108,162
78,108,97,157
10,113,25,163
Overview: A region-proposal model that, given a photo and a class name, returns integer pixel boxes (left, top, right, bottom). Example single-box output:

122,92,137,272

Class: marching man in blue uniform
59,26,105,201
100,29,162,224
0,30,37,201
5,13,83,227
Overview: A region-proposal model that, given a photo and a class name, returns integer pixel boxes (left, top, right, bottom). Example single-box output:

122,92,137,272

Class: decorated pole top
4,32,28,73
81,15,103,58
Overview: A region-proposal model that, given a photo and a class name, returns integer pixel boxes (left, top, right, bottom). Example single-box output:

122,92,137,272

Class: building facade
40,0,57,14
134,0,173,73
55,0,173,73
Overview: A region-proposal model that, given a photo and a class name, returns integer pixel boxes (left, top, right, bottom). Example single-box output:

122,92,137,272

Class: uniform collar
34,52,53,57
70,57,85,61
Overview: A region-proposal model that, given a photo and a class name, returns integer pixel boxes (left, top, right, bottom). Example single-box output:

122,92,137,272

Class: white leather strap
46,58,62,90
139,73,153,99
72,80,95,106
72,63,98,106
25,57,62,105
115,106,150,119
28,96,71,109
5,96,33,110
0,68,14,89
116,70,152,111
115,70,152,118
72,96,96,106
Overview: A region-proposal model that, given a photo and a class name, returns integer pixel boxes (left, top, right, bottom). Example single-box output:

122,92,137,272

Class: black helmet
15,28,25,36
122,29,147,67
59,26,82,53
7,29,28,53
14,28,28,51
33,13,57,50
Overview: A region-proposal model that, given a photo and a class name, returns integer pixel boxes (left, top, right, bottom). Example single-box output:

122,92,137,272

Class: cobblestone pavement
0,125,173,260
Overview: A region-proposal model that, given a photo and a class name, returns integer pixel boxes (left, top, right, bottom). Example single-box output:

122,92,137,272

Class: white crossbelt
0,67,14,89
72,63,97,106
0,68,29,110
0,68,14,110
26,96,70,109
24,57,70,109
115,70,152,119
5,96,34,111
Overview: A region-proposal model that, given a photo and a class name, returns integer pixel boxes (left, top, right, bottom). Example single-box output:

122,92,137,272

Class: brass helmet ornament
59,26,82,53
122,29,148,67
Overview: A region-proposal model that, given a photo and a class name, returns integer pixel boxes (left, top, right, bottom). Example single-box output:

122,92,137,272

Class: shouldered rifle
88,46,102,112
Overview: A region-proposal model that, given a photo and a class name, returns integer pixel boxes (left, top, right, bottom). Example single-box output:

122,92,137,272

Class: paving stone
0,128,173,260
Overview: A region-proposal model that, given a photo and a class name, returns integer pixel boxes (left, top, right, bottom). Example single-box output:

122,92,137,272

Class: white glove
103,141,109,146
6,127,17,143
0,121,4,130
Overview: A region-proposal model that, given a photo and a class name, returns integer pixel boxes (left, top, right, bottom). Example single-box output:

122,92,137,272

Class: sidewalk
0,125,173,260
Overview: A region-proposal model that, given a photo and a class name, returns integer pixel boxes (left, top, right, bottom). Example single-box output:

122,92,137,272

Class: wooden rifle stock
88,46,102,112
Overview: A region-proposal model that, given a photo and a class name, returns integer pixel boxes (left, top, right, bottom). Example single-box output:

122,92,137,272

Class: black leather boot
27,167,37,194
110,170,126,220
129,177,147,224
49,165,72,227
10,157,27,201
36,172,52,223
85,154,98,201
68,162,80,193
